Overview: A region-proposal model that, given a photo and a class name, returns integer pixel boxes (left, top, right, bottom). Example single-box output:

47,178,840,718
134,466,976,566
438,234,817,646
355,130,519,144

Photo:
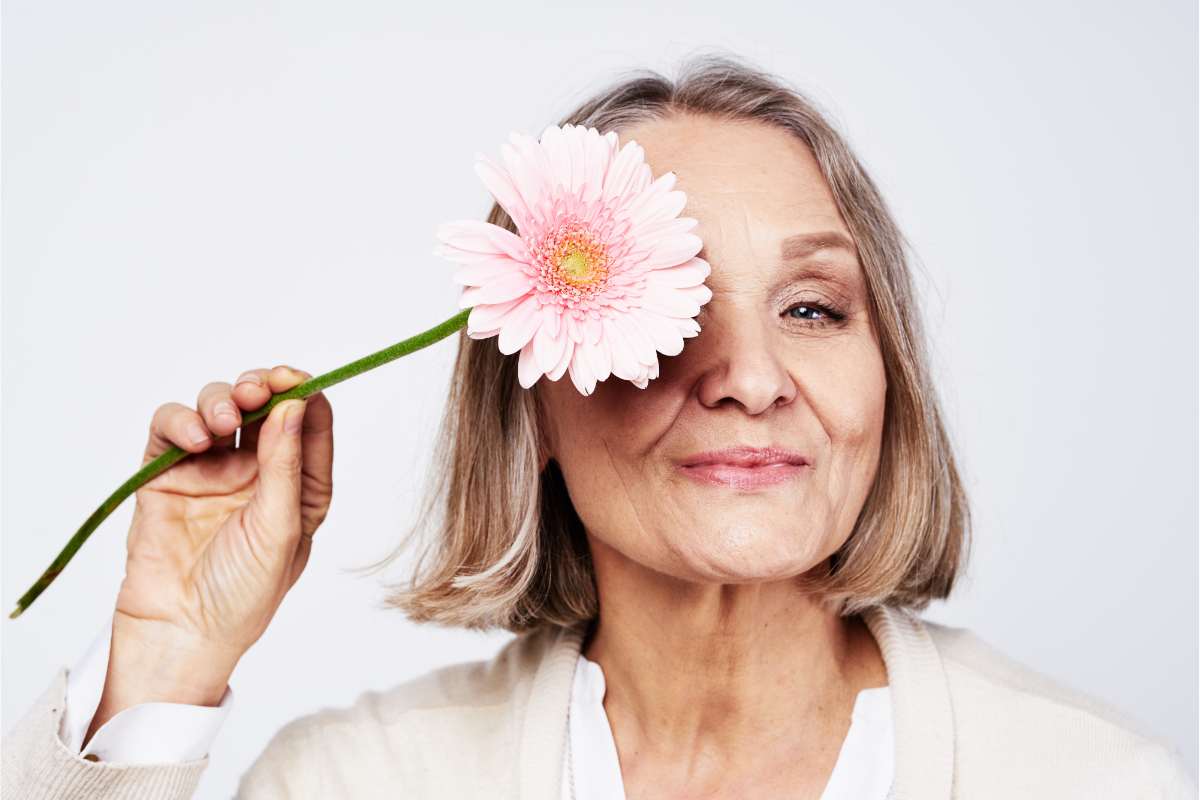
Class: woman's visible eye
784,300,847,327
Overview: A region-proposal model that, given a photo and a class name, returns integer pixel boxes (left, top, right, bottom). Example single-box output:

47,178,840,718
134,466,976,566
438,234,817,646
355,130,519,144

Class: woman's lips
676,462,809,489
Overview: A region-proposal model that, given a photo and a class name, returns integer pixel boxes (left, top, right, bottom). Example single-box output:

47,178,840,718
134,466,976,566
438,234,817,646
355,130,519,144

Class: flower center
531,218,612,305
559,251,592,281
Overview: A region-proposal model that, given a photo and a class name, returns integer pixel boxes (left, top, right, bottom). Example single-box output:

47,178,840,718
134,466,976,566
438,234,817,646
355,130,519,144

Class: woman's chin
667,527,833,584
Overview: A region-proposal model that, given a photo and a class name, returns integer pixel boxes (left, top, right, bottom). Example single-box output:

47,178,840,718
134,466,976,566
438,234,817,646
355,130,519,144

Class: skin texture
83,365,334,750
536,113,890,798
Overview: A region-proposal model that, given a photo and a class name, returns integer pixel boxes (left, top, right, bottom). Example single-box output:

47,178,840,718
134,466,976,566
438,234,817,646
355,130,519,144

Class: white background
3,1,1196,795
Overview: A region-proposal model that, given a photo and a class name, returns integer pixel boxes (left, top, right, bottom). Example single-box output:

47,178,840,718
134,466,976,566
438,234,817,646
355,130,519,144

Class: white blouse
62,617,895,798
560,653,895,799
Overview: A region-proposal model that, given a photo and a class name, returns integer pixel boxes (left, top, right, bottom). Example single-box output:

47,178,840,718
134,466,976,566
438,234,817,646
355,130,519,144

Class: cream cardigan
3,604,1195,799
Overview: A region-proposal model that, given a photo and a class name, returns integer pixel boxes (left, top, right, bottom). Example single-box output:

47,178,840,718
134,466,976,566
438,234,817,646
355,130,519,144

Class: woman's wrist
82,616,241,748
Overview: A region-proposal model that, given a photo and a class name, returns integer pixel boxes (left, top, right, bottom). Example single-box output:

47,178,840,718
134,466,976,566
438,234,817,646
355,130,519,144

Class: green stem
8,308,470,620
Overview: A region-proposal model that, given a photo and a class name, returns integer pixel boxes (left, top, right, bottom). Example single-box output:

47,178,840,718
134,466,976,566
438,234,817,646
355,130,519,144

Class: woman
3,54,1194,799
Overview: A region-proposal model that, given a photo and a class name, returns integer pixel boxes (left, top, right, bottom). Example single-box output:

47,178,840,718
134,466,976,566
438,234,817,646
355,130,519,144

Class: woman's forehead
621,115,847,242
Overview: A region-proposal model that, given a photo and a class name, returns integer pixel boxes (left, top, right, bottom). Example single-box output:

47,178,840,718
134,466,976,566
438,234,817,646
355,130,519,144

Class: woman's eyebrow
695,231,858,265
780,230,857,261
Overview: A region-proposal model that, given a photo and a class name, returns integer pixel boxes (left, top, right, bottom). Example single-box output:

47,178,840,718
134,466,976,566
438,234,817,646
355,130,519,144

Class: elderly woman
3,55,1194,800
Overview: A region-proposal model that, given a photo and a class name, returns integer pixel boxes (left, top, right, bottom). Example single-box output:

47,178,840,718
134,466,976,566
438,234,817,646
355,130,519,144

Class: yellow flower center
531,218,612,306
559,251,593,281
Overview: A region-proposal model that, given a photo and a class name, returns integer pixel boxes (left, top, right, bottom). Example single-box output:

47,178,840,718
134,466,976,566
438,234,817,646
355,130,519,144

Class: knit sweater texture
3,604,1195,799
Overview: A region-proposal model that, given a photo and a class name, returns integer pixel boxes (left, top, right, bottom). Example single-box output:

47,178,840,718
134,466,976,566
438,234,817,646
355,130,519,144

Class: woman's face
538,113,887,584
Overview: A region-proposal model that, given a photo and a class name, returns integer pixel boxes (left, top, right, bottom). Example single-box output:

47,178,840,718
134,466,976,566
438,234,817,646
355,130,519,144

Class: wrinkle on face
535,112,887,587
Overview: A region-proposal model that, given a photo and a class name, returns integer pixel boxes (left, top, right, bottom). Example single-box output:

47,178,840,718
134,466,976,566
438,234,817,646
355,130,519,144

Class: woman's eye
785,302,844,325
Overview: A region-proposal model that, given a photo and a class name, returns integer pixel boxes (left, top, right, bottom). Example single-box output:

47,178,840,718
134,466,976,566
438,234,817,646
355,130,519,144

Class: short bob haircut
352,51,972,634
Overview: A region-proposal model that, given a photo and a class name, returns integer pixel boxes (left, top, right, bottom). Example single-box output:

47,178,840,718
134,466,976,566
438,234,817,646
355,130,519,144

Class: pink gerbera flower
434,123,712,396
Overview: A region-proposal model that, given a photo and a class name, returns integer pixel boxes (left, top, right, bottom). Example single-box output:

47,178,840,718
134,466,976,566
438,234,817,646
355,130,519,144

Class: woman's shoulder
236,625,569,796
921,617,1196,797
295,624,561,732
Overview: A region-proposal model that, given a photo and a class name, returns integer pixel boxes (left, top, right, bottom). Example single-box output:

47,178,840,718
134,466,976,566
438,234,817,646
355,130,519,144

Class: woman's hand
85,365,334,744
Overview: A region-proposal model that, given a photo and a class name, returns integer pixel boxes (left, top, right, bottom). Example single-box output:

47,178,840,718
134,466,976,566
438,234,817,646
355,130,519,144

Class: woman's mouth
676,462,809,489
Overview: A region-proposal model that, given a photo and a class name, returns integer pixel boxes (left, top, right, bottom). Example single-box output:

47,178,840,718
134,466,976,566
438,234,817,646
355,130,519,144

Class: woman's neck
580,548,887,796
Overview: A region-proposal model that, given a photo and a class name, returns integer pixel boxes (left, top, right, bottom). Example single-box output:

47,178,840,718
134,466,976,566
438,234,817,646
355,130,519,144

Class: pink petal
578,336,611,383
459,285,485,309
474,156,534,234
517,340,543,388
548,338,573,381
627,215,698,246
452,255,527,287
638,283,703,319
435,219,527,261
579,127,611,205
602,140,647,206
643,256,711,289
496,295,542,355
602,317,642,381
583,314,603,345
565,125,588,198
636,234,704,273
501,139,549,226
613,314,658,367
533,323,569,373
634,310,687,356
568,352,597,396
563,312,584,344
539,125,573,196
541,302,561,338
621,172,679,230
467,295,526,333
472,271,535,305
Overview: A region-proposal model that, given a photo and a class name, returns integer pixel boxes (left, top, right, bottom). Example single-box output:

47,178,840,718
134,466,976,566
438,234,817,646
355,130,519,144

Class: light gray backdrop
3,1,1197,796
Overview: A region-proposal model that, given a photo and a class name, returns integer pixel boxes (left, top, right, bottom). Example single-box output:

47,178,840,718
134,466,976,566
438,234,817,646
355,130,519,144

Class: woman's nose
691,307,797,415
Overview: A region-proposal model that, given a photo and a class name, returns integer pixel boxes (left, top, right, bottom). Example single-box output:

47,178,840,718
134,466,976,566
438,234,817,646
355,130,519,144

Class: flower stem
8,307,470,620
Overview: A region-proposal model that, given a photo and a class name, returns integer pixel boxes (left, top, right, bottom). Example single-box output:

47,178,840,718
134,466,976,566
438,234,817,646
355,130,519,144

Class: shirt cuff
59,613,235,765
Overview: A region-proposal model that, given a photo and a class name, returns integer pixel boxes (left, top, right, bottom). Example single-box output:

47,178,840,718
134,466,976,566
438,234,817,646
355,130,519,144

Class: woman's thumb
250,399,307,537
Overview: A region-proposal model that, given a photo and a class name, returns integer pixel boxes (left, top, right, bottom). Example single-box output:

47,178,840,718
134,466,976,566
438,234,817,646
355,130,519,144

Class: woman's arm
1,666,210,799
65,615,234,764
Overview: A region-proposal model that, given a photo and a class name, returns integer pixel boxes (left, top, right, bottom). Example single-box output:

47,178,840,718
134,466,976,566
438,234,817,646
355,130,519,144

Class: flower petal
471,271,535,305
440,124,716,396
614,314,659,367
603,317,642,381
643,256,711,289
637,234,704,273
634,309,687,357
539,124,573,196
435,219,527,261
517,340,543,388
467,295,526,334
568,351,597,396
638,283,702,319
602,139,648,206
548,337,573,381
533,321,569,373
452,255,527,287
474,155,534,234
496,295,542,355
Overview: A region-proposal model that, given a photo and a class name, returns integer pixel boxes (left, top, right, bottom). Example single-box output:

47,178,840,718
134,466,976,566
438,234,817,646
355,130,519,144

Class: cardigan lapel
862,604,956,800
520,605,955,800
518,621,588,800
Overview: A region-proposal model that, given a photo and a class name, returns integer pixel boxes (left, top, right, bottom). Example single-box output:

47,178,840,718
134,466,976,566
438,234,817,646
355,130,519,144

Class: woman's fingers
239,366,310,452
143,402,215,465
196,381,240,448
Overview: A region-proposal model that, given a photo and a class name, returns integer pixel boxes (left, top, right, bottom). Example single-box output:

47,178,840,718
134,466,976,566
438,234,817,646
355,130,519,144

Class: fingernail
235,372,263,387
187,423,209,444
284,401,305,433
215,401,238,421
